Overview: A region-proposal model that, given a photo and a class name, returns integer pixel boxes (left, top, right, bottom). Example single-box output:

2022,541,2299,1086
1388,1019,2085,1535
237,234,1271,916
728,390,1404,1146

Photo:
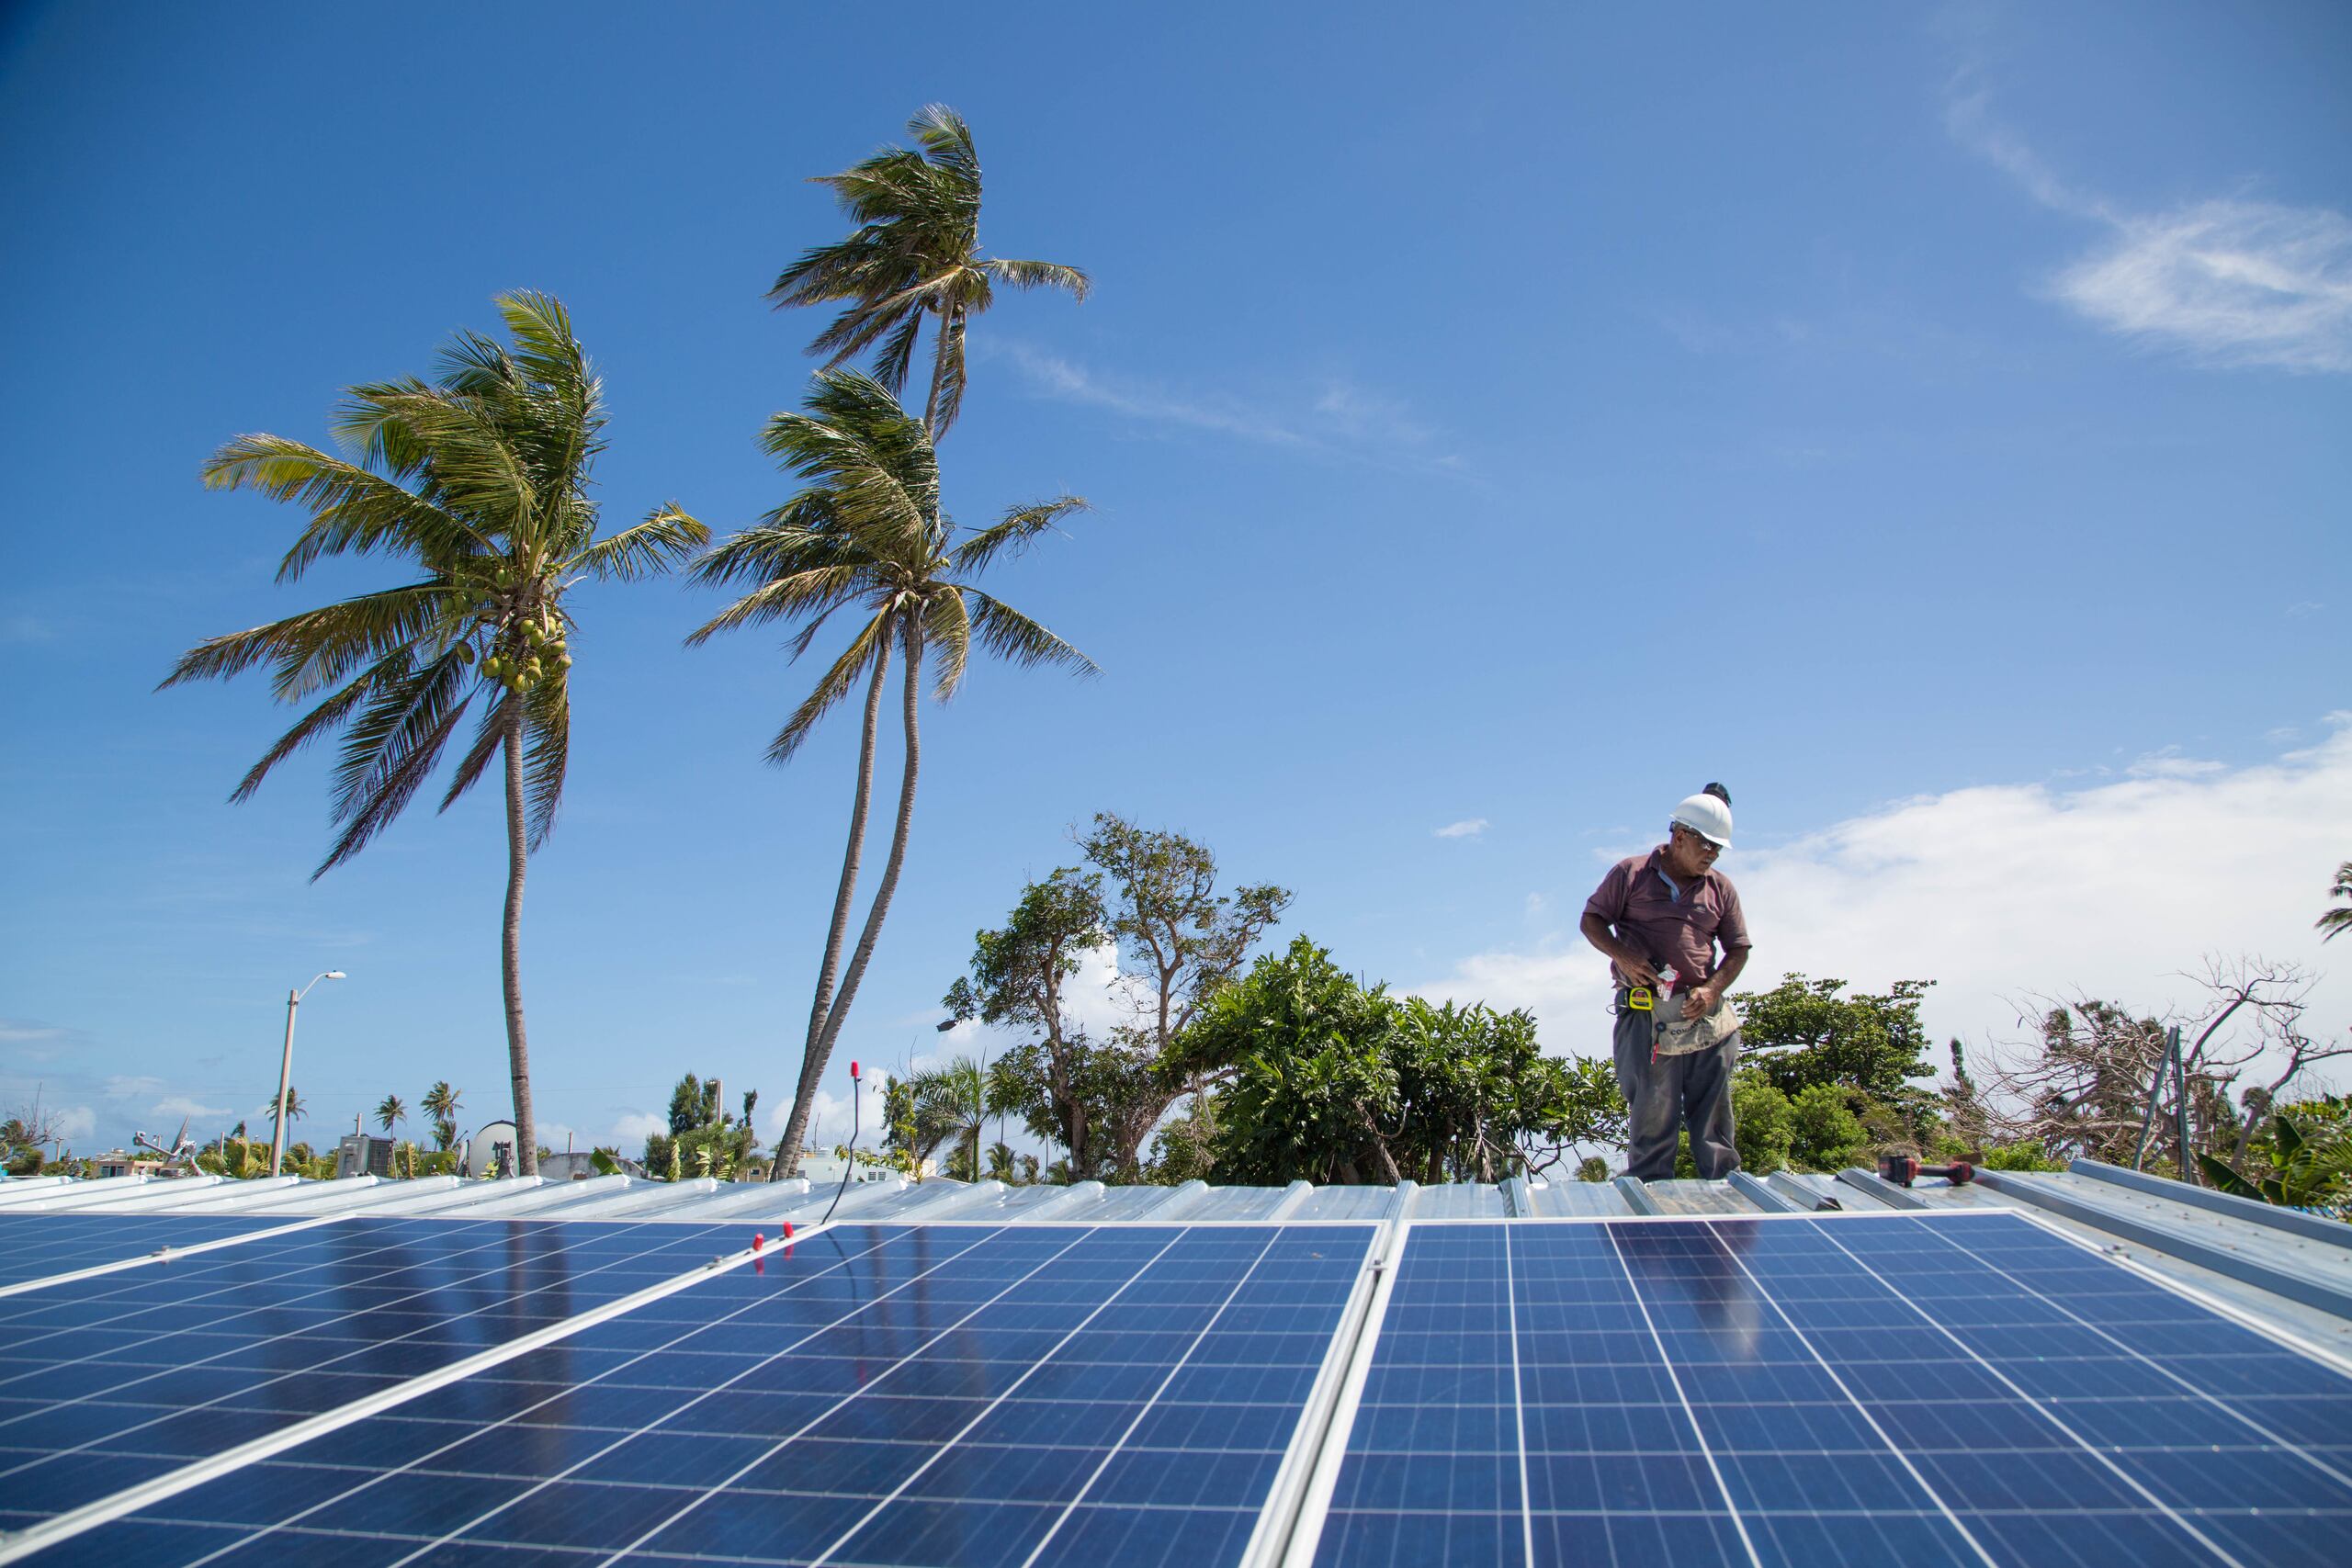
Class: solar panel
1314,1213,2352,1568
55,1222,1373,1567
0,1216,751,1528
0,1213,305,1291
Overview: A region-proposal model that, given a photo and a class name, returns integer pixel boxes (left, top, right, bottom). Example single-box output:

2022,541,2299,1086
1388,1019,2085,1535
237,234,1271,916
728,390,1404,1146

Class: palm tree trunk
923,307,959,436
500,699,537,1176
772,627,892,1180
809,620,924,1070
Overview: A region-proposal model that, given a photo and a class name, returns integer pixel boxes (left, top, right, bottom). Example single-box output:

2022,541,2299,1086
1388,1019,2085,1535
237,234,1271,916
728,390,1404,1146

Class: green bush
1731,1074,1792,1174
1982,1143,2065,1172
1789,1085,1868,1171
1576,1156,1610,1183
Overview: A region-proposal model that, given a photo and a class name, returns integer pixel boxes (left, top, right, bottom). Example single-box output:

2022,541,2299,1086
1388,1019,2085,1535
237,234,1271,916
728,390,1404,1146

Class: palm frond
907,104,979,186
201,436,486,582
869,305,928,396
160,581,451,703
766,610,892,764
949,497,1090,578
315,657,473,874
983,257,1091,300
227,667,378,804
964,590,1100,678
685,562,867,647
523,672,570,848
571,504,709,581
439,690,513,813
920,586,971,701
760,379,938,546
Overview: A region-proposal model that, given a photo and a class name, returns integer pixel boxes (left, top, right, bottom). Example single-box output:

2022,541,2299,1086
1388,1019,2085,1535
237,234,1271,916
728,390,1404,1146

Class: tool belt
1619,986,1741,1057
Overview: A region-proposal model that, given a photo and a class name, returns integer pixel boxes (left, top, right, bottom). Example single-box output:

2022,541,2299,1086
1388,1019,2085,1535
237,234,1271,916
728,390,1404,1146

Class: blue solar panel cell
51,1222,1371,1567
0,1217,746,1528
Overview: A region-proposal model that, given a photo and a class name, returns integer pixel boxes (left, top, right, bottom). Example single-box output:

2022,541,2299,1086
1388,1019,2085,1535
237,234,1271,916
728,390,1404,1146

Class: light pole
269,971,345,1177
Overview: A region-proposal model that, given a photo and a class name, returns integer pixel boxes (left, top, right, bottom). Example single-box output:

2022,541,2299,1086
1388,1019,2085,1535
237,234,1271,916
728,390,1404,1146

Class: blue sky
4,1,2346,1162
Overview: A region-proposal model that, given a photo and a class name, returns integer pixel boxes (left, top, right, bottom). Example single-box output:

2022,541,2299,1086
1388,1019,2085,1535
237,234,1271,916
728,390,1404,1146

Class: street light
269,970,345,1178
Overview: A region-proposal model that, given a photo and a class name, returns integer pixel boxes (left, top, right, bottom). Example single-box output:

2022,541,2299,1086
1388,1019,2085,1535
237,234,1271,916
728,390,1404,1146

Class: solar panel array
0,1201,2345,1568
1318,1212,2352,1568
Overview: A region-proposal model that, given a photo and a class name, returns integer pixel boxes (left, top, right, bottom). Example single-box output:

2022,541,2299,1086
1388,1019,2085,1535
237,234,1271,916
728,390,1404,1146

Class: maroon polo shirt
1583,846,1751,987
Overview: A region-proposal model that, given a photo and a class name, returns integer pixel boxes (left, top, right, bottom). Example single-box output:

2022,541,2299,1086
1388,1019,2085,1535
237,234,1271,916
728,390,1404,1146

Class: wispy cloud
994,341,1459,470
1948,84,2352,373
1434,818,1489,840
151,1095,232,1122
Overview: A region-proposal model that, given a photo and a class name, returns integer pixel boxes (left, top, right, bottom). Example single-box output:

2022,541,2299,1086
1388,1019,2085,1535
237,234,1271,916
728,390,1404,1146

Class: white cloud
1524,892,1549,919
102,1075,167,1101
1416,721,2352,1076
994,342,1456,469
608,1111,667,1149
150,1096,232,1122
1948,85,2352,373
2052,203,2352,373
52,1105,96,1141
1434,818,1489,840
2125,747,2225,781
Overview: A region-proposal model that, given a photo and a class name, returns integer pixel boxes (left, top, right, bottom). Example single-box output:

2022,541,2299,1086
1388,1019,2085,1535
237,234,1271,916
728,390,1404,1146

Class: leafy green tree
374,1094,406,1139
1788,1084,1870,1171
692,371,1095,1179
944,866,1109,1169
1191,936,1602,1186
1084,813,1293,1059
164,295,706,1174
1576,1156,1611,1183
2320,862,2352,942
770,105,1089,436
650,1074,761,1179
1201,938,1400,1185
1736,975,1939,1108
1730,1076,1793,1174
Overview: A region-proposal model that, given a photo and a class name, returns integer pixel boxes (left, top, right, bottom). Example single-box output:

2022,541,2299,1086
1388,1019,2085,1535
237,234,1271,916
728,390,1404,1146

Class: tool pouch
1650,991,1740,1057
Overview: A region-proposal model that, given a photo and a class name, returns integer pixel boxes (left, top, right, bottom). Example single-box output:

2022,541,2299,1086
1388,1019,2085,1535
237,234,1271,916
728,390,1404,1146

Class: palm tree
690,370,1096,1177
769,105,1088,437
263,1085,304,1151
162,295,706,1176
912,1055,990,1181
2321,862,2352,943
374,1094,406,1140
422,1081,461,1152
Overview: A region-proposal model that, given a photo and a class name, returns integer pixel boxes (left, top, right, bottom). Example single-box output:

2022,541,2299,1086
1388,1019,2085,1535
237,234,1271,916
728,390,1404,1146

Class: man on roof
1578,784,1751,1181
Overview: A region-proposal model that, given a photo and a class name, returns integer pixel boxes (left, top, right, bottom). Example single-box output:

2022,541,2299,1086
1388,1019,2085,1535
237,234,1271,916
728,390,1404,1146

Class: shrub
1789,1085,1868,1171
1981,1143,2065,1172
1731,1074,1793,1174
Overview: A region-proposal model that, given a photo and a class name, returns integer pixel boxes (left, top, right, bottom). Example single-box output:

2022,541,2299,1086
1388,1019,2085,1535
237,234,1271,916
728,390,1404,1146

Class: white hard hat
1671,792,1733,848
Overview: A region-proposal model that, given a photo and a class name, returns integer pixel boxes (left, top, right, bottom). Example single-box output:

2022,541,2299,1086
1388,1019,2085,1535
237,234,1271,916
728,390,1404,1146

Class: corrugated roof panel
1402,1182,1510,1219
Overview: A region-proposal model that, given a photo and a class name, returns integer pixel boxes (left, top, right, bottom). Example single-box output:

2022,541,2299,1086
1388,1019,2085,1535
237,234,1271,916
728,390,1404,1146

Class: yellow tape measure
1626,986,1654,1013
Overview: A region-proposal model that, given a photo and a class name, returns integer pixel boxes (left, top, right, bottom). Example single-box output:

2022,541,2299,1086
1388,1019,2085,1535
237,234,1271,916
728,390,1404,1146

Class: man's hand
1680,983,1722,1022
1617,954,1661,991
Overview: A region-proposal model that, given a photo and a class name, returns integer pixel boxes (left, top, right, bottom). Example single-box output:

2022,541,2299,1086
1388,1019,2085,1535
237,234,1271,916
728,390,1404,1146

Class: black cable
819,1070,861,1227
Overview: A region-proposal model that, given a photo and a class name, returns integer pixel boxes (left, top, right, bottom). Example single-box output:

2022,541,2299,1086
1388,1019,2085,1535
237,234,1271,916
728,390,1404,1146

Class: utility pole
269,972,345,1178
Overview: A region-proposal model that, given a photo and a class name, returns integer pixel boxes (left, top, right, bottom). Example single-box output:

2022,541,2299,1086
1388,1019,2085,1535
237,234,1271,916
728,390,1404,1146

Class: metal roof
7,1156,2346,1351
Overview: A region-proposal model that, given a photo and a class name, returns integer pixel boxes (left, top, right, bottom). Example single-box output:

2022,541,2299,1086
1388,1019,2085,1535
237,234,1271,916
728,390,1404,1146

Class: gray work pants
1611,994,1740,1181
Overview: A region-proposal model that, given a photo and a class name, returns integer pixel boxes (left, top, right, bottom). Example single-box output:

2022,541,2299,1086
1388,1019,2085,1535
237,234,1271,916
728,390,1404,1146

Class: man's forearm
1578,913,1648,973
1707,946,1749,994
